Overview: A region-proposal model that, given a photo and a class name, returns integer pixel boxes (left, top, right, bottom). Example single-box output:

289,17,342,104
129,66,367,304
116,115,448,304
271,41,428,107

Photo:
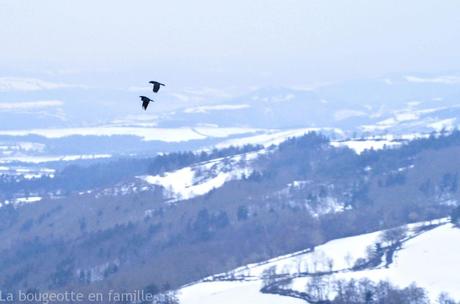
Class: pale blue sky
1,0,459,89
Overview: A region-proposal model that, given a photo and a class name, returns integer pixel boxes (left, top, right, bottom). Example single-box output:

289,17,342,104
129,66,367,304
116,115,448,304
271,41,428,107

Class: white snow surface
179,281,304,304
0,126,259,142
140,151,259,202
184,104,250,113
227,228,385,279
178,218,456,303
216,128,344,149
334,109,367,121
0,77,84,92
2,196,43,207
0,154,112,164
0,100,63,110
360,106,453,132
331,140,402,154
293,222,460,301
428,118,456,131
405,75,460,85
15,196,42,203
275,181,347,217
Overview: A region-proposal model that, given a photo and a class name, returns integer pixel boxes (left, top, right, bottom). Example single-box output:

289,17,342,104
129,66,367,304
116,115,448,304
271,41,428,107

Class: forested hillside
1,131,460,299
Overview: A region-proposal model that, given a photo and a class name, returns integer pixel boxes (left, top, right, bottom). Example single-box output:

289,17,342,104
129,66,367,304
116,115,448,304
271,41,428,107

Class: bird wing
153,83,160,93
142,100,150,110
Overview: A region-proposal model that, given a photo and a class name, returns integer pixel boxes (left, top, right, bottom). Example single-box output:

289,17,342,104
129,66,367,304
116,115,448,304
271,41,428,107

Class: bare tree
296,256,303,274
306,276,328,301
152,291,179,304
261,265,277,288
380,226,408,246
344,252,353,269
438,292,456,304
326,257,334,272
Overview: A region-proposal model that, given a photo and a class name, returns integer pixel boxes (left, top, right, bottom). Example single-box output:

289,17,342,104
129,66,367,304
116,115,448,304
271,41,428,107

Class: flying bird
139,96,154,110
149,81,165,93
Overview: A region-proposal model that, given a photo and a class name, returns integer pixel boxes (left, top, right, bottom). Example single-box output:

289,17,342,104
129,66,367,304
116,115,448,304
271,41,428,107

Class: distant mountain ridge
1,72,460,134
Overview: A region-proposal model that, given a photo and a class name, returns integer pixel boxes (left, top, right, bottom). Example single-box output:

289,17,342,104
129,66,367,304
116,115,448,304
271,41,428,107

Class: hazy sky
1,0,459,89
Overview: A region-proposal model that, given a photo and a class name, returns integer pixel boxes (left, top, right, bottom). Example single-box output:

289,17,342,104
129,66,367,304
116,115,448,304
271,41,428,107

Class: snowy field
0,196,43,208
178,218,457,303
330,139,402,154
0,154,112,164
290,221,460,301
140,151,260,202
0,126,259,142
179,281,304,304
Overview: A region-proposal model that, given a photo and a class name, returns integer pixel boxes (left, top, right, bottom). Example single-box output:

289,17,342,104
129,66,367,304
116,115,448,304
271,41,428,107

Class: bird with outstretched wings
137,81,164,110
139,96,154,110
149,81,165,93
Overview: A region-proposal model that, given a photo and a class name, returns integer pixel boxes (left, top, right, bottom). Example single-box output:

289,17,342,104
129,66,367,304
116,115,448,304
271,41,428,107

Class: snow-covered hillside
137,130,417,204
177,218,458,303
179,281,304,304
290,222,460,301
139,151,260,202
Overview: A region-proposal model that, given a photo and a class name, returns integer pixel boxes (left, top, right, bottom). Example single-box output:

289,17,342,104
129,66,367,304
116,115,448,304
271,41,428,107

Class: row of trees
304,277,457,304
331,279,436,304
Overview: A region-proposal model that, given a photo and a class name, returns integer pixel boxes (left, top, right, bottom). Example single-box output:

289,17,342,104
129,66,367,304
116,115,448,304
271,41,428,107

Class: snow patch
0,100,64,111
179,281,303,304
405,75,460,85
331,140,402,154
13,196,42,204
184,104,250,113
428,118,456,131
334,110,367,121
0,154,111,164
140,152,259,202
216,128,344,149
0,77,85,92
